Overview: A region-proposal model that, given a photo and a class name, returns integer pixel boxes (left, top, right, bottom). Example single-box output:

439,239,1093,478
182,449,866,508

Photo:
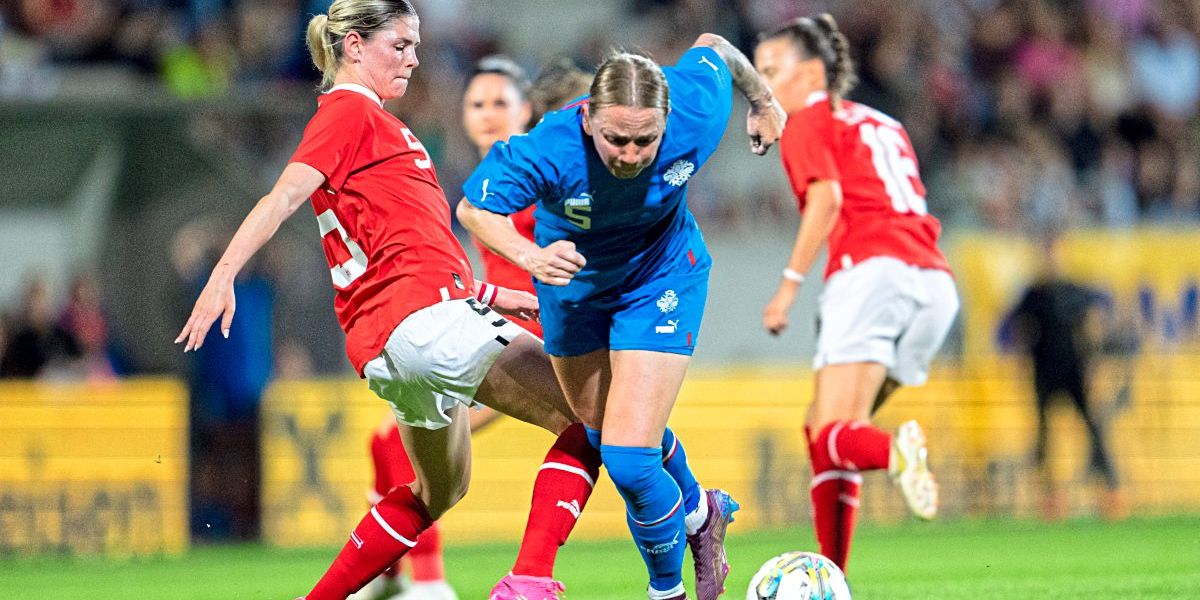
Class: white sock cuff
684,484,708,536
648,582,686,599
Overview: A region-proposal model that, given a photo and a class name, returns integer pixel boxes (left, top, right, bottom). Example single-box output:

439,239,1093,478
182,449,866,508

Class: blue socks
585,426,702,515
601,444,687,594
661,427,701,516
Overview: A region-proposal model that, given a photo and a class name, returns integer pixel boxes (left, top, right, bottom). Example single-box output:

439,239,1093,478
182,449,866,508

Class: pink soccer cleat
488,573,566,600
686,488,739,600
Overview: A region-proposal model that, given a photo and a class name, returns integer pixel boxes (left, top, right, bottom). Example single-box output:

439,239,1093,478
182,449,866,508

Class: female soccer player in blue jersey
458,34,786,600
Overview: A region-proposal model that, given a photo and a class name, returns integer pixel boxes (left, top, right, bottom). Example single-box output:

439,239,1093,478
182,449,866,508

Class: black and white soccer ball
746,551,852,600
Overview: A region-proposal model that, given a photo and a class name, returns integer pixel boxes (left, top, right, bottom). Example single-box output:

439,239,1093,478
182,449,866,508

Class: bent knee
421,477,470,520
601,445,661,495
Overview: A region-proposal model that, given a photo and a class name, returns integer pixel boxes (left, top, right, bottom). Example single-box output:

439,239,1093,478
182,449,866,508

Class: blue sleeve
462,131,552,215
664,46,734,162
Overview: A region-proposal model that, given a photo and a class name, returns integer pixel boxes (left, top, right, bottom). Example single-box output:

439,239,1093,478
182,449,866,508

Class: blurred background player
458,35,786,600
463,55,539,340
173,2,601,599
1001,233,1126,521
351,55,594,600
527,58,594,127
755,14,959,573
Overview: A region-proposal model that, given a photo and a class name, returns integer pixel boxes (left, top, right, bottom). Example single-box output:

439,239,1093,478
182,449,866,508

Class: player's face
463,73,531,156
583,104,667,180
754,38,821,115
357,16,421,100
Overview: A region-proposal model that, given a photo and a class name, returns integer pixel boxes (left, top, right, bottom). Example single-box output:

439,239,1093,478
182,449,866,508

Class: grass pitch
3,516,1198,599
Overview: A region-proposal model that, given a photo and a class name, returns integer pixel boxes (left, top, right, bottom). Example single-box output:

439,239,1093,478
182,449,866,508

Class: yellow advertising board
0,379,188,555
262,361,1200,547
951,230,1200,358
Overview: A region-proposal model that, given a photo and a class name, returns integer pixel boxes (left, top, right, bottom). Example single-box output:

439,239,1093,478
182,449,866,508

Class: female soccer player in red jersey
174,3,599,599
754,14,960,572
352,56,595,600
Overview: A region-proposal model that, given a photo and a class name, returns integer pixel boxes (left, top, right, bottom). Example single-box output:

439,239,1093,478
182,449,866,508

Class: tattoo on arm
696,33,773,110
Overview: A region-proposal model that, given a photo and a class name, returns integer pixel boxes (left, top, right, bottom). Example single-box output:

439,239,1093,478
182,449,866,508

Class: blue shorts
538,245,711,357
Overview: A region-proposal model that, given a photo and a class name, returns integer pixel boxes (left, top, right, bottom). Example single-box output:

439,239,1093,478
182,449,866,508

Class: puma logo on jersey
656,319,680,334
556,499,582,520
564,193,592,207
479,178,493,202
350,531,364,549
698,55,719,72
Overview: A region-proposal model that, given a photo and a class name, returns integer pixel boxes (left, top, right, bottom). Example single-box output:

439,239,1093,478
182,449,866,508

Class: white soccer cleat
393,581,458,600
348,574,391,600
889,420,938,520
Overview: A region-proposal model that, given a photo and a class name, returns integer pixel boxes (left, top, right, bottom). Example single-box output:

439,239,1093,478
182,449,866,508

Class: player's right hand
763,286,798,336
522,240,586,286
174,267,236,352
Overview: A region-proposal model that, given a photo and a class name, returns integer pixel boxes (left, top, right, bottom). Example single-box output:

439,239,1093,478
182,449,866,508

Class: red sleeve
289,94,370,191
780,109,839,209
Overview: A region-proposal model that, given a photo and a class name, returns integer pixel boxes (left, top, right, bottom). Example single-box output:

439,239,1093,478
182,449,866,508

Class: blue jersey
463,46,733,304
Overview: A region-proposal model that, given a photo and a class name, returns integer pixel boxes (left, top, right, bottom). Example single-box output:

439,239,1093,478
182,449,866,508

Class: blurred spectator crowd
3,0,1198,229
2,0,1199,384
0,271,123,380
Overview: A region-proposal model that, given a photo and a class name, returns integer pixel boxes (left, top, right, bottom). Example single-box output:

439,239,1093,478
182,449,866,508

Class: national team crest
657,289,679,313
664,160,695,187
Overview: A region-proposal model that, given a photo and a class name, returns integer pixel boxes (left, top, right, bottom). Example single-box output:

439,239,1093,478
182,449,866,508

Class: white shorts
814,256,959,386
363,299,529,430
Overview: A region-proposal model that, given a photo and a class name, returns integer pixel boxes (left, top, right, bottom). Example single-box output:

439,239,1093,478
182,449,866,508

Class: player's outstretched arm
763,180,842,336
456,198,586,286
174,162,324,351
692,33,787,155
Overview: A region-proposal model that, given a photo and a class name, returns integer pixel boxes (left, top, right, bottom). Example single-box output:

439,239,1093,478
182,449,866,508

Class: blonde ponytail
306,14,337,89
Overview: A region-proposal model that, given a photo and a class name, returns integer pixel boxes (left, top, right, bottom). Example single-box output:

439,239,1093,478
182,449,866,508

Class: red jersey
470,205,542,337
291,85,475,375
780,91,950,280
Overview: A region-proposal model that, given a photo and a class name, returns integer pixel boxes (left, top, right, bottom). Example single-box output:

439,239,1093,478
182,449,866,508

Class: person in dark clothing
171,218,274,541
1002,237,1125,520
0,277,73,378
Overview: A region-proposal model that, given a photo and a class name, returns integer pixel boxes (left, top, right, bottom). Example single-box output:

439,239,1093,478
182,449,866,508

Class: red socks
408,523,445,582
807,421,890,572
512,423,602,578
369,422,414,503
369,422,445,583
821,421,891,471
306,485,433,600
320,420,601,597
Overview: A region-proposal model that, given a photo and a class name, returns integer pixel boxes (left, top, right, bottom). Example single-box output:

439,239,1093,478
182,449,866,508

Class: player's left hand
747,97,787,156
492,287,540,323
763,285,799,336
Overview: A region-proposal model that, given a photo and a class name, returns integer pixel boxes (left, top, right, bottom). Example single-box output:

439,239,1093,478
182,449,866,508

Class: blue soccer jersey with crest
463,46,733,356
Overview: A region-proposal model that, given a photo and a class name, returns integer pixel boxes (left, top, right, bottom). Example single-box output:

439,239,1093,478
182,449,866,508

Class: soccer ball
746,551,852,600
